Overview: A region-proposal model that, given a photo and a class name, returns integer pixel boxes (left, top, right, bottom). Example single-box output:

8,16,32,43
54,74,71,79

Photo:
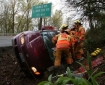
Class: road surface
0,36,13,47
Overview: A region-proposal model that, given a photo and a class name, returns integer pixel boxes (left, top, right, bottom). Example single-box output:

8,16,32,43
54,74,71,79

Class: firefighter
52,24,73,67
72,20,85,60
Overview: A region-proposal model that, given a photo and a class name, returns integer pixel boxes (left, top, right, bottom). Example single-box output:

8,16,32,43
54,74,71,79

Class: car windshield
41,30,58,62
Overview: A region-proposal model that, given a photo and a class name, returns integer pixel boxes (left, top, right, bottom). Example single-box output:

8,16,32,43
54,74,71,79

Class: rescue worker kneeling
52,24,73,68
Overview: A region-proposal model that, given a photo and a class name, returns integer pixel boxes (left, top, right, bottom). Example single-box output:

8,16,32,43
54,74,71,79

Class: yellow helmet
74,20,82,25
59,24,68,31
61,24,68,30
61,24,68,28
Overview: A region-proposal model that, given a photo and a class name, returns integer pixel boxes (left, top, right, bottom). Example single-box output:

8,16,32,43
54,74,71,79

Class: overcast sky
43,0,65,13
41,0,89,29
43,0,81,20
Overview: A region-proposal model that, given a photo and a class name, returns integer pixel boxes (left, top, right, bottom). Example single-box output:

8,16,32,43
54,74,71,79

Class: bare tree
66,0,105,29
15,0,40,32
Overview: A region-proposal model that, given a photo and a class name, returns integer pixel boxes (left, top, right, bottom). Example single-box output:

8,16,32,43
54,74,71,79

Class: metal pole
39,17,42,30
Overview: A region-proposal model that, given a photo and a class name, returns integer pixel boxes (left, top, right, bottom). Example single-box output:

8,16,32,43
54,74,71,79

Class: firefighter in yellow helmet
72,20,85,60
52,24,73,68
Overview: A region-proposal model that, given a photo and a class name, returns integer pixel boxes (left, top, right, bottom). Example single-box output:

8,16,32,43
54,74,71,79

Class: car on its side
12,26,59,78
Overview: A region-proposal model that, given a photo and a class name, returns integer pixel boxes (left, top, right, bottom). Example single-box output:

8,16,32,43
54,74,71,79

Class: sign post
32,3,52,30
32,3,52,18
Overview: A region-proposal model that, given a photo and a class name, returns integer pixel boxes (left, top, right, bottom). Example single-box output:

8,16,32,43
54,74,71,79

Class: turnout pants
54,48,73,66
74,41,84,59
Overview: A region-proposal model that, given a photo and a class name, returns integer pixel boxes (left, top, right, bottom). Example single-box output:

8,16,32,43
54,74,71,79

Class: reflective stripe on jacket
56,33,71,49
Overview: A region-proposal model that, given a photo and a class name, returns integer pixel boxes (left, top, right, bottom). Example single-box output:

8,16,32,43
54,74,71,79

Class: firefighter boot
47,66,59,76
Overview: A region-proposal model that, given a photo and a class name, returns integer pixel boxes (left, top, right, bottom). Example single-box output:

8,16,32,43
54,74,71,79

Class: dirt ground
0,46,105,85
0,46,49,85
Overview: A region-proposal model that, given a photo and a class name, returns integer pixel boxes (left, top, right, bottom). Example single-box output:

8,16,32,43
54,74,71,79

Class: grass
38,52,105,85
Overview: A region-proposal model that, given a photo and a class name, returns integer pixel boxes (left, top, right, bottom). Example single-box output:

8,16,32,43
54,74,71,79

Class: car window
41,31,58,62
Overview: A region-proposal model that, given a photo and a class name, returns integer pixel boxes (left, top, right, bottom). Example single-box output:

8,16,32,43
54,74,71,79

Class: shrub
38,52,105,85
84,27,105,53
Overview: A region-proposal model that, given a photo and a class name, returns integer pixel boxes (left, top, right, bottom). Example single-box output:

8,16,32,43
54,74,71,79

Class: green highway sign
32,3,52,18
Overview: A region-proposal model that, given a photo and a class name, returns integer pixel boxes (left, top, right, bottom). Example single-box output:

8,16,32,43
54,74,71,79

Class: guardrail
0,33,17,36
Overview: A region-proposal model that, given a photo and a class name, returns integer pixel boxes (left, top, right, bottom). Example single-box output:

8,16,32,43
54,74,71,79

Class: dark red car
12,26,59,77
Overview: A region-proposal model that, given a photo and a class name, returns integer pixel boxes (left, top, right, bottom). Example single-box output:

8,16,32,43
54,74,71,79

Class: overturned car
12,26,59,77
12,25,104,80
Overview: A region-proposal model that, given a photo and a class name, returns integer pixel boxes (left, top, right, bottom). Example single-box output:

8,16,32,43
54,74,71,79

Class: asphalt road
0,36,13,47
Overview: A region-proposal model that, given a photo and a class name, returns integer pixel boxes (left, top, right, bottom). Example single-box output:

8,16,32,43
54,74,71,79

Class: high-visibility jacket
74,26,85,41
70,26,85,43
56,33,71,49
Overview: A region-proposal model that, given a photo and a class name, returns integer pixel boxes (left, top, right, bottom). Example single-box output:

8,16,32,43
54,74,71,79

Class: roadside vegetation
0,0,63,34
0,0,105,85
38,52,105,85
